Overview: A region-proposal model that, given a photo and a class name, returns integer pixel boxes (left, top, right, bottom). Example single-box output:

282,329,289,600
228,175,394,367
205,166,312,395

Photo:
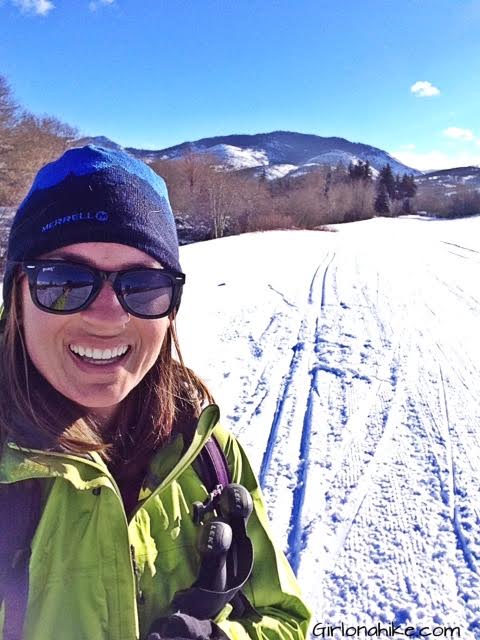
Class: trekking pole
218,484,253,521
197,519,232,592
217,484,253,581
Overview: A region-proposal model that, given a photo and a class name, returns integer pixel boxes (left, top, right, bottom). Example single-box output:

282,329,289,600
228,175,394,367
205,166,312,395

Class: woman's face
20,243,170,423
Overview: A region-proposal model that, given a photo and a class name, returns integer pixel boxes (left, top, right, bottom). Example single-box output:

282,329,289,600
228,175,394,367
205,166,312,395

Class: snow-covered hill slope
418,166,480,192
177,217,480,638
178,143,269,170
253,163,298,180
151,130,419,177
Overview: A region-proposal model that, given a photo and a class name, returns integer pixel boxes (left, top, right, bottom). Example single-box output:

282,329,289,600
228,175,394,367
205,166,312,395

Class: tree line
150,155,419,241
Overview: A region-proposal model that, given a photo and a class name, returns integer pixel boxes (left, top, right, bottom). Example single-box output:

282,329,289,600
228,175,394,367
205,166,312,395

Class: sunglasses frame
16,260,186,319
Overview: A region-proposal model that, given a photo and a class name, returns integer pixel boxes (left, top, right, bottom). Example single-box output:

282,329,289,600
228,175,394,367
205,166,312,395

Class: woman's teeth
69,344,130,364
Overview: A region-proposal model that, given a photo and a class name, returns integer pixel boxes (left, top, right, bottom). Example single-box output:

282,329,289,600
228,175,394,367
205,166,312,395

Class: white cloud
443,127,475,141
391,149,480,171
12,0,54,14
410,81,441,97
89,0,114,10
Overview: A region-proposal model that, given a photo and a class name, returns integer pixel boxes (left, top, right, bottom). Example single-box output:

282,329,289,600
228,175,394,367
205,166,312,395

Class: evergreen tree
374,183,390,214
409,175,417,197
401,174,417,198
363,161,373,182
394,175,402,200
349,160,373,182
398,174,417,214
324,169,332,198
379,164,396,200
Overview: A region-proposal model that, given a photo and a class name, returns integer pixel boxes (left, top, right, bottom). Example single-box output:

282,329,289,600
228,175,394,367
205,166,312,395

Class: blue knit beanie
2,145,181,314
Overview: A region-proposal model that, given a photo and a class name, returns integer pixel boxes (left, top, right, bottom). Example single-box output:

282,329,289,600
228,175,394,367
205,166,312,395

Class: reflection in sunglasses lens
120,270,172,316
37,265,94,311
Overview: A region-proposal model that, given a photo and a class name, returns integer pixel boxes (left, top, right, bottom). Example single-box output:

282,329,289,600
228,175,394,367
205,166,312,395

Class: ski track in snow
177,218,480,639
259,254,331,488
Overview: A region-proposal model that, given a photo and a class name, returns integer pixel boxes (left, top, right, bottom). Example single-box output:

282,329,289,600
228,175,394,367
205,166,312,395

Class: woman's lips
67,345,130,373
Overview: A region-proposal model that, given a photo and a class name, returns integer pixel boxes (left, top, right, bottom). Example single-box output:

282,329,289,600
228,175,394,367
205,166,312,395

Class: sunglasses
16,260,185,319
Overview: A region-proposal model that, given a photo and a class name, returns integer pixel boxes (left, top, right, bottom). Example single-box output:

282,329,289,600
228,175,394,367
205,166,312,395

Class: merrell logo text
41,211,109,232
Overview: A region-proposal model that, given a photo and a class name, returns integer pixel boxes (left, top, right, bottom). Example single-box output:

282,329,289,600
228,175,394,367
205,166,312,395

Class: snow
294,151,382,179
177,216,480,638
306,151,362,166
196,144,269,170
255,163,298,180
289,162,326,177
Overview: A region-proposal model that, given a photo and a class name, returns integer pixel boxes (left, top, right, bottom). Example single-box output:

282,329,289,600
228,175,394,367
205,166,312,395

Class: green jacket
0,404,311,640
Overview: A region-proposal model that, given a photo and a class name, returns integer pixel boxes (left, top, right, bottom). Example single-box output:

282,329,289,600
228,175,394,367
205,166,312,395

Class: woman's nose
79,281,130,326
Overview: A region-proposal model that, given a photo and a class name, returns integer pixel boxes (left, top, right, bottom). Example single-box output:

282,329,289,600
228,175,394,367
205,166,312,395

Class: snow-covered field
1,215,477,637
177,216,480,638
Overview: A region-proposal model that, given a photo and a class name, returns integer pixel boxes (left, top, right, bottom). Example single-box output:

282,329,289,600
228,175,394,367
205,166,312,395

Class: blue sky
1,0,479,171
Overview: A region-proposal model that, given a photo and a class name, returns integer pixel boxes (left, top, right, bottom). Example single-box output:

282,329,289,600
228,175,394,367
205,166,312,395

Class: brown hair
0,276,215,478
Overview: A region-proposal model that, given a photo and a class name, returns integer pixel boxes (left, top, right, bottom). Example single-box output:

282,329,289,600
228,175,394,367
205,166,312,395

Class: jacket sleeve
212,425,312,640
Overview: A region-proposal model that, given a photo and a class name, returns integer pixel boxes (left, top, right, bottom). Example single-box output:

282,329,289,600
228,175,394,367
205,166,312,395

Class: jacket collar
0,404,220,498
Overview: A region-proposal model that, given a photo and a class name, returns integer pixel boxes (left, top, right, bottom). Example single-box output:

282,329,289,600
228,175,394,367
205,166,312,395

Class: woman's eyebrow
46,251,160,269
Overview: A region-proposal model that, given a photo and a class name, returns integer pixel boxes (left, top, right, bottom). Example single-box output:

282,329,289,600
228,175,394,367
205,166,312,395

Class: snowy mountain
75,135,123,151
144,131,418,175
418,165,480,190
79,131,421,178
142,131,419,177
186,143,269,170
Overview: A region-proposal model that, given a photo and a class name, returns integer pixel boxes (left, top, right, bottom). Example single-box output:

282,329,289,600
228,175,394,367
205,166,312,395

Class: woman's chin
61,386,130,421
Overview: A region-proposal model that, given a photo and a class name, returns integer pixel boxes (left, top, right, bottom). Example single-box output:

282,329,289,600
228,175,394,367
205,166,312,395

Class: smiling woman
0,146,311,640
19,243,172,423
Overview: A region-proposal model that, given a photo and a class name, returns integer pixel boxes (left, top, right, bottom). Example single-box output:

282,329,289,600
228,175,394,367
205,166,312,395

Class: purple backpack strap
197,436,231,491
172,432,261,622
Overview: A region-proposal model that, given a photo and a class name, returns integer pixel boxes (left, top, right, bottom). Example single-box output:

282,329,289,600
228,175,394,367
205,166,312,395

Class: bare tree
0,76,19,136
200,168,236,238
153,153,268,239
271,168,332,228
0,75,79,279
230,177,272,234
0,74,78,206
0,75,21,203
7,114,77,202
152,153,213,218
414,185,448,217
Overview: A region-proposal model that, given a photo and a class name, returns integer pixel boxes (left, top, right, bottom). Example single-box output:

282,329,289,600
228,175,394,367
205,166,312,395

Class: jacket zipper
130,544,145,605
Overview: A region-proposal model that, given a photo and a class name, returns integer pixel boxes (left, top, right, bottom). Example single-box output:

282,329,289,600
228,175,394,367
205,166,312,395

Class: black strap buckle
192,483,224,525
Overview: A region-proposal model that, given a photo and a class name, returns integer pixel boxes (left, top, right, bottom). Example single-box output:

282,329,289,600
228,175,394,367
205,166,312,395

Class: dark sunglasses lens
35,264,95,311
118,270,173,317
